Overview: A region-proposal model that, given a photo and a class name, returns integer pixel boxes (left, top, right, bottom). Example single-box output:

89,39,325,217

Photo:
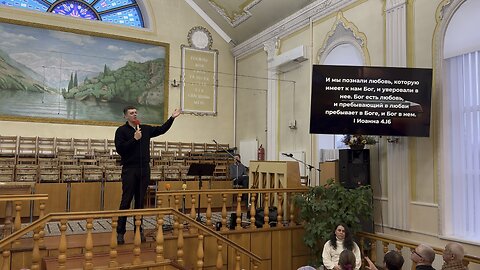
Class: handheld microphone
212,139,218,144
282,153,293,157
133,119,140,130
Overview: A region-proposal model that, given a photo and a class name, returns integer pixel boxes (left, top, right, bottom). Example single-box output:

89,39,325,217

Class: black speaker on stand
339,149,374,233
339,149,370,189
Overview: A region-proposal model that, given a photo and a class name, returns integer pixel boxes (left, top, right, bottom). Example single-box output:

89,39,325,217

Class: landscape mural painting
0,21,168,125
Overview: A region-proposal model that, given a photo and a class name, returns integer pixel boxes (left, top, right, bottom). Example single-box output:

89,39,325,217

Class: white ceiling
190,0,315,45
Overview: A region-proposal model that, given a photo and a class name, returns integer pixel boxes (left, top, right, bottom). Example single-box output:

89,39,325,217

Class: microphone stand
213,140,247,211
282,153,320,186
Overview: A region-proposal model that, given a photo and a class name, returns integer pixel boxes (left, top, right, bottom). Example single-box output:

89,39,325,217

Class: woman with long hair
322,224,361,270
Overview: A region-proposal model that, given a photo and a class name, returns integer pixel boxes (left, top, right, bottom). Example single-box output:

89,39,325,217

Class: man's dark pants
117,166,150,235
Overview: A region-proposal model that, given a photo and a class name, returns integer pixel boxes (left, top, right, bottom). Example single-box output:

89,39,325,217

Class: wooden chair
205,143,217,152
0,165,14,182
15,164,38,182
151,141,166,158
90,138,107,152
105,165,122,182
193,142,206,152
17,136,38,164
0,157,16,166
60,165,82,182
82,165,104,182
73,138,91,158
37,137,55,158
160,150,176,161
0,135,18,158
38,165,60,183
166,141,181,153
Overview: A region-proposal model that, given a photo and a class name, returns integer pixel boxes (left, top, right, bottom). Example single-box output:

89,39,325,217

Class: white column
385,0,409,230
264,39,279,160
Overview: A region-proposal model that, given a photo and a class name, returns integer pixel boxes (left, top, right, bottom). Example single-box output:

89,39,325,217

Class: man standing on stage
115,105,181,244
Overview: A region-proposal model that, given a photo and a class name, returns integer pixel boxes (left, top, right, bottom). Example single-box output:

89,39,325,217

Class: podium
248,161,302,215
187,163,215,221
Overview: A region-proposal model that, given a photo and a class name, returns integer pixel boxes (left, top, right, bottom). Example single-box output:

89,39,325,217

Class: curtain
444,51,480,241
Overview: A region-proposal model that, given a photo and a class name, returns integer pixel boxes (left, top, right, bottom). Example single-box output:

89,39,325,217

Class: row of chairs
0,163,121,183
0,135,230,159
0,161,232,183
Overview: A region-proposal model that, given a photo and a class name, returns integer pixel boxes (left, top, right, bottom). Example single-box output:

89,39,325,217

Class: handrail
156,187,308,196
0,207,262,264
0,194,48,202
357,232,480,264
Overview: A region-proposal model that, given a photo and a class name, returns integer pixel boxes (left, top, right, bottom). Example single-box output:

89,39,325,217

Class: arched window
440,0,480,243
1,0,144,28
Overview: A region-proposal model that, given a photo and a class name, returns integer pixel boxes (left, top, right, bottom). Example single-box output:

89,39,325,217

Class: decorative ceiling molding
317,11,370,65
208,0,262,28
232,0,356,58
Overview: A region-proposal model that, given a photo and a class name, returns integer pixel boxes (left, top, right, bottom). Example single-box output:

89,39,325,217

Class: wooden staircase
38,230,192,270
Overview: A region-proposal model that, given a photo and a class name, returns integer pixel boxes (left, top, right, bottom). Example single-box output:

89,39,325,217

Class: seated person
322,224,361,270
229,154,249,188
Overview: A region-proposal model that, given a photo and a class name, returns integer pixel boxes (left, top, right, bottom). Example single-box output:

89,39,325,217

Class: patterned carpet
17,211,250,238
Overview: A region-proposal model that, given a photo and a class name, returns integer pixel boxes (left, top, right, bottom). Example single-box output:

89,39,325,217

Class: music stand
187,163,216,222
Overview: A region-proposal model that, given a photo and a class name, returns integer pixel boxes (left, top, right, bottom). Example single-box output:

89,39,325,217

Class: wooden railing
0,194,48,238
0,207,262,270
357,232,480,270
156,188,309,231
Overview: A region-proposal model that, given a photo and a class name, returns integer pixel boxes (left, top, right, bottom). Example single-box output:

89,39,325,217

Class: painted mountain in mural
63,58,165,106
0,48,52,93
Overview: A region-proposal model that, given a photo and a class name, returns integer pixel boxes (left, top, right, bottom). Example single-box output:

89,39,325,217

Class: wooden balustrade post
289,195,295,226
14,201,22,233
196,234,204,270
277,193,283,227
221,194,227,231
31,228,41,270
109,217,118,268
38,202,46,246
133,215,142,265
250,193,257,229
371,240,377,263
13,201,22,246
173,195,180,236
263,193,270,228
383,242,389,254
177,222,185,266
235,250,241,270
206,194,212,227
1,250,10,270
158,197,163,208
190,195,198,234
216,239,223,269
236,193,242,230
58,219,68,270
84,218,94,270
156,213,165,263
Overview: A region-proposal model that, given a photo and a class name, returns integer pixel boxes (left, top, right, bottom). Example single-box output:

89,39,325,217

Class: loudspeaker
339,149,370,189
254,207,278,228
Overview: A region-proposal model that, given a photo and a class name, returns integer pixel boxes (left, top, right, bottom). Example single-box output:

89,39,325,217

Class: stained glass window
1,0,144,28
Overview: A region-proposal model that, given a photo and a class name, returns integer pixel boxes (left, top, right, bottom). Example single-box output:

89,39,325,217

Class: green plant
293,179,373,267
342,134,377,147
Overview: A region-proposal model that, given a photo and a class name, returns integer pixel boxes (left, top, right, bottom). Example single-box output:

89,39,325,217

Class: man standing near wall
115,106,181,244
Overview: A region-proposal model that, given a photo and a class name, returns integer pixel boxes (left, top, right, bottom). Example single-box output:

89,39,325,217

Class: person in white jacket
322,224,361,270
